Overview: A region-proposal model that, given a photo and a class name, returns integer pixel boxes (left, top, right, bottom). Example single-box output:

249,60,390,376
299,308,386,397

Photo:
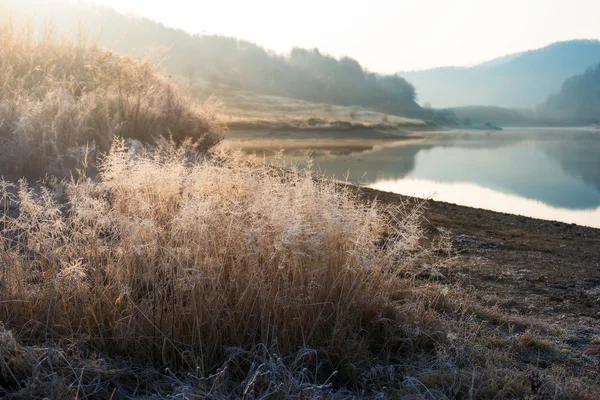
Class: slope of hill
0,21,225,180
538,63,600,123
474,51,524,70
5,0,422,118
400,40,600,108
192,83,431,130
448,106,536,127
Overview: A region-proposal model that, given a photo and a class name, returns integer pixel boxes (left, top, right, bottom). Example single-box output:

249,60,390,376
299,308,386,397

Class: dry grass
0,141,427,394
0,20,226,180
0,142,597,398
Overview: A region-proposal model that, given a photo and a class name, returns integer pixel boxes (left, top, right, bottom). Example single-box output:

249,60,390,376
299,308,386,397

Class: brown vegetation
0,21,226,180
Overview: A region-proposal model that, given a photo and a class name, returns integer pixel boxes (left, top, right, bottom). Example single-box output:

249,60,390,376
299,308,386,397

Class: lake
278,128,600,228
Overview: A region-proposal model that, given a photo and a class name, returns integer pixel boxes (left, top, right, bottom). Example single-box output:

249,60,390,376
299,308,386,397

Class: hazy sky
76,0,600,73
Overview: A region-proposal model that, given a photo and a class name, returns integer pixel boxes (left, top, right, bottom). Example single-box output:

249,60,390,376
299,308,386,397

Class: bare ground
358,186,600,383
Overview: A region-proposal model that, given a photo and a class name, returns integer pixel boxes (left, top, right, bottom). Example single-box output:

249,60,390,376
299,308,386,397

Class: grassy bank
0,145,431,397
192,83,432,133
0,21,226,181
2,145,597,398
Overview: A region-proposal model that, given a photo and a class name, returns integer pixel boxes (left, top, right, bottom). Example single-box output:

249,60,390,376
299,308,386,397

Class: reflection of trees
313,132,523,184
538,132,600,194
313,131,600,210
312,143,429,184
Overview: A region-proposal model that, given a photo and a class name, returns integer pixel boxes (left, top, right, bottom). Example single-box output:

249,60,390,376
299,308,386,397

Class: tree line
7,0,420,116
538,63,600,123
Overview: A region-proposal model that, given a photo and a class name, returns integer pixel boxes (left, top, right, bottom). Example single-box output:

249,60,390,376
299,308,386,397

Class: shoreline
357,184,600,361
223,127,427,154
223,136,423,152
224,128,600,228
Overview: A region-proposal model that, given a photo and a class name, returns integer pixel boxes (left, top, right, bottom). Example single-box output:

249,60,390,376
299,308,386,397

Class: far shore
223,135,425,153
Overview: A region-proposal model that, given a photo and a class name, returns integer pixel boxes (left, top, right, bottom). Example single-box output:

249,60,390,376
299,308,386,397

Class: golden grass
1,140,428,364
0,142,428,395
0,20,226,180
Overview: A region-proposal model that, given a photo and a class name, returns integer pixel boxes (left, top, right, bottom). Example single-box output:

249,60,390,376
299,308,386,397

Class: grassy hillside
0,21,225,180
5,0,422,118
192,83,431,133
401,40,600,108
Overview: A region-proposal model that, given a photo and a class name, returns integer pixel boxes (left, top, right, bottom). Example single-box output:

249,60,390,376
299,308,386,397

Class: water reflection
403,139,600,209
371,178,600,228
285,129,600,227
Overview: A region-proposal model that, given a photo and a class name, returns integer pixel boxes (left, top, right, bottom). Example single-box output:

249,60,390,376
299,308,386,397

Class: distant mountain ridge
400,40,600,108
473,51,525,70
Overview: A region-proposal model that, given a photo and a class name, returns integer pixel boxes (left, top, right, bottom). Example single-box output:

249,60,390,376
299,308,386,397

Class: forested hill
538,63,600,123
5,0,421,116
400,40,600,109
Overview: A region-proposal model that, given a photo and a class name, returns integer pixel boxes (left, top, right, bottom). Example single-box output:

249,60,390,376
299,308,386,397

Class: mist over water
304,128,600,228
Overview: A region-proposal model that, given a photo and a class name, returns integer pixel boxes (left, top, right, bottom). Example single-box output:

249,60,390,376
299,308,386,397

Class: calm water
296,128,600,228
